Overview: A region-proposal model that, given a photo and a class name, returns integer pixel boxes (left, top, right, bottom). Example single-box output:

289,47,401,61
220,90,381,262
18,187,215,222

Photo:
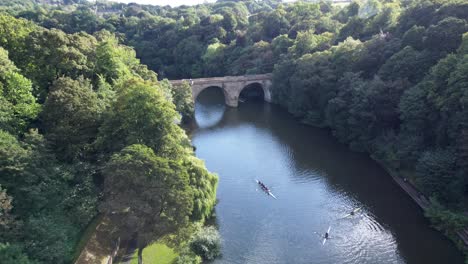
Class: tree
424,17,467,53
0,243,34,264
202,42,227,77
42,77,102,161
0,48,40,135
96,77,190,158
271,34,293,60
337,17,366,42
101,144,194,264
261,8,290,40
185,157,218,221
402,25,425,50
0,130,29,190
169,80,194,123
378,46,435,84
95,30,140,83
289,31,333,58
22,28,96,98
416,149,457,202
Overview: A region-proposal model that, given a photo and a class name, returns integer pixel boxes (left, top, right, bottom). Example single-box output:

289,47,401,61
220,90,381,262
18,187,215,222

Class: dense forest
0,0,468,263
0,3,218,264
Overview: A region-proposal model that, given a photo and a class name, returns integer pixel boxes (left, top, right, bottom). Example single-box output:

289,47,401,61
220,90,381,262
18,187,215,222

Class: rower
324,232,329,239
350,211,355,216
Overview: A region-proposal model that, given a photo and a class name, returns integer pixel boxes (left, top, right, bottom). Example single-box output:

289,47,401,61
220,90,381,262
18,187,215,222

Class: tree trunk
138,247,143,264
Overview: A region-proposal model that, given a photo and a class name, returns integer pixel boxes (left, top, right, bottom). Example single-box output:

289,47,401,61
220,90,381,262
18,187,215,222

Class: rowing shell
256,180,277,199
341,207,362,219
323,226,331,245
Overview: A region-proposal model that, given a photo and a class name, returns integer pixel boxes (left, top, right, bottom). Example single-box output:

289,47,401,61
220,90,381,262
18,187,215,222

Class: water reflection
191,89,463,264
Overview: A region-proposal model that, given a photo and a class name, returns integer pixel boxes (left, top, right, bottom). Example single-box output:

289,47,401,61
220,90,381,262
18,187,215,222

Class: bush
425,198,468,232
174,247,202,264
189,226,221,261
0,243,35,264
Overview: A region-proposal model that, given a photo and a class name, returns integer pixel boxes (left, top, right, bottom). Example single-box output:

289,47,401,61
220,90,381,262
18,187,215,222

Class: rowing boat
323,226,331,245
256,180,277,199
341,207,362,219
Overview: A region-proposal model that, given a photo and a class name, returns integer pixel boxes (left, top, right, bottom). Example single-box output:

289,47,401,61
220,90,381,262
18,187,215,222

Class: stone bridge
170,74,272,107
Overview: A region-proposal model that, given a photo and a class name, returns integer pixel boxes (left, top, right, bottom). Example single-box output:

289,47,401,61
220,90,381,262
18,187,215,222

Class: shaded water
190,87,464,264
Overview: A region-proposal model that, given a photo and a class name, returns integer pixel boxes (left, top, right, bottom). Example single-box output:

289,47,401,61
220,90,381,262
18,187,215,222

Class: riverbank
372,157,468,252
299,112,468,257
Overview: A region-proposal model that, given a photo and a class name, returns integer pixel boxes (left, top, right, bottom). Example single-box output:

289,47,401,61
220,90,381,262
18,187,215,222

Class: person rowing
323,226,331,245
256,180,277,199
340,207,362,219
259,181,269,191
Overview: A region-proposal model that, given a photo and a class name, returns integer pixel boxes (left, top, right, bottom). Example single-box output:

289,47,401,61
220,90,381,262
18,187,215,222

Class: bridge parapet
170,73,272,85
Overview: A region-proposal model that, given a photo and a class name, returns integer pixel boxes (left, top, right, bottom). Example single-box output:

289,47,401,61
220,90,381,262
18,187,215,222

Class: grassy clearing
129,243,178,264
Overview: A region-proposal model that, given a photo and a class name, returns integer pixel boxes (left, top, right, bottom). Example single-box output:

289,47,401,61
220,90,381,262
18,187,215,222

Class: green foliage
424,16,467,53
378,46,435,83
102,144,194,249
23,213,79,264
96,77,190,158
289,31,333,57
42,77,102,161
95,31,139,83
189,226,221,261
0,10,218,264
415,149,459,203
170,80,195,122
0,243,35,264
425,198,468,232
0,0,467,262
202,42,227,76
185,157,218,221
0,129,98,263
0,48,40,134
175,246,202,264
402,25,425,50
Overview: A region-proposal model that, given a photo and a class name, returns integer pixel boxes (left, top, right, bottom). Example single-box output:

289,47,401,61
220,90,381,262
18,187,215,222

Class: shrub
189,226,221,261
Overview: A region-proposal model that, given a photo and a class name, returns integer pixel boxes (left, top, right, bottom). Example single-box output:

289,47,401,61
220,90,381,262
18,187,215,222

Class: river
189,87,464,264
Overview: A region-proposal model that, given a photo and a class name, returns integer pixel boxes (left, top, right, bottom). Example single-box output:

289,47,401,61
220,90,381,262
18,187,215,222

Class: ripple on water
326,212,403,264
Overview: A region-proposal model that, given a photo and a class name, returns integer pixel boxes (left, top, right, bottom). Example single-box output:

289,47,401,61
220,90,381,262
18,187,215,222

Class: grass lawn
129,243,178,264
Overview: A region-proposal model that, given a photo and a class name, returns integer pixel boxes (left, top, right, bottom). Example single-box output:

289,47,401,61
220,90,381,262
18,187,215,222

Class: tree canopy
0,0,467,262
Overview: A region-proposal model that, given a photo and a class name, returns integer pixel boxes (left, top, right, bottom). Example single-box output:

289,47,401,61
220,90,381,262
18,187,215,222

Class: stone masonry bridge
170,74,272,107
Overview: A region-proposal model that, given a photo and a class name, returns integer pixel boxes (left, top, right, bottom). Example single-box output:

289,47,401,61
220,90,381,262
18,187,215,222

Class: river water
189,88,464,264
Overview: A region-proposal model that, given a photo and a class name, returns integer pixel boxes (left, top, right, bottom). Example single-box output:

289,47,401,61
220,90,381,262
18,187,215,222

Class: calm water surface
189,88,463,264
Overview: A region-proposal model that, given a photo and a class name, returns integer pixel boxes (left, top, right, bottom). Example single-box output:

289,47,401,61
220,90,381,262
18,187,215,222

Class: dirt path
74,217,118,264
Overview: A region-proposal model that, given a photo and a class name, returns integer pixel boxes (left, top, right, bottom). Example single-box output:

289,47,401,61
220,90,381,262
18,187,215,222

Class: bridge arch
170,74,272,108
238,81,272,103
193,84,230,106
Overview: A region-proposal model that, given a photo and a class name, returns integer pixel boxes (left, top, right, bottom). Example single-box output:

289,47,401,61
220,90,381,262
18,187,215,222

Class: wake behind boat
256,179,277,199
